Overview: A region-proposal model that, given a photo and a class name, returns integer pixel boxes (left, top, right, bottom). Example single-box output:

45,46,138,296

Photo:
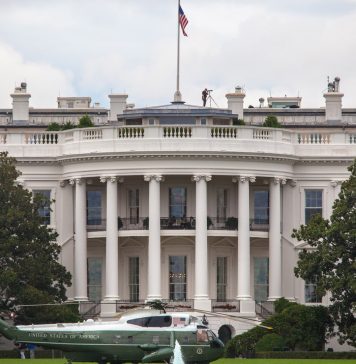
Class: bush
232,118,245,126
61,121,76,130
274,297,297,313
255,333,286,352
263,115,281,128
46,122,61,131
225,217,238,230
143,217,149,229
78,114,94,128
255,351,356,359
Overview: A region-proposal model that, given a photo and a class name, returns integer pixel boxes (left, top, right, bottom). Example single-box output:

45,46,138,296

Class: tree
46,122,61,131
293,159,356,347
263,115,281,128
0,152,74,324
78,114,94,128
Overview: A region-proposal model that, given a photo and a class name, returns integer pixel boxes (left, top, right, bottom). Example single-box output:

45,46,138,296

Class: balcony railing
212,300,240,312
86,217,271,232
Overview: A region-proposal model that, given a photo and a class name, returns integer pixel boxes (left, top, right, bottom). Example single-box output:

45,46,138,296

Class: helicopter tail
0,318,17,340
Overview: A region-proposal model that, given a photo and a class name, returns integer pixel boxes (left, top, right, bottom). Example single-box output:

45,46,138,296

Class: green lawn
1,360,356,364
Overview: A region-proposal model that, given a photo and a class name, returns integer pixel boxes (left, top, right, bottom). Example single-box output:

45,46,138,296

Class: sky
1,0,356,109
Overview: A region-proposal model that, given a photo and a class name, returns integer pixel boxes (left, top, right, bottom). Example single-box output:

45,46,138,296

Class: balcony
86,217,270,232
1,125,355,160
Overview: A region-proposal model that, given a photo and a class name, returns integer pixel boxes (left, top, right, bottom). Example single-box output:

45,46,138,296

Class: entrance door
169,256,187,301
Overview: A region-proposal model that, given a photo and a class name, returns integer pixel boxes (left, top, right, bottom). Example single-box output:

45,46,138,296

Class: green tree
61,121,76,130
293,159,356,347
263,115,281,128
0,152,74,324
78,114,94,128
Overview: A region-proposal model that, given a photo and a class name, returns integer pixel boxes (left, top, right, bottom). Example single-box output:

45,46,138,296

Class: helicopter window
127,316,172,327
152,335,159,344
197,329,209,343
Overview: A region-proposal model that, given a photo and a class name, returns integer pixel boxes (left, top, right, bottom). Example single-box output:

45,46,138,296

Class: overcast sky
1,0,356,109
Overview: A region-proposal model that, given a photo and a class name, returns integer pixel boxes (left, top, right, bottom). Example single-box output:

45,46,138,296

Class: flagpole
174,0,182,102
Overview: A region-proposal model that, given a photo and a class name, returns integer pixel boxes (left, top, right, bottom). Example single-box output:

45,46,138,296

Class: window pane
87,191,102,225
216,257,227,301
129,257,140,302
217,189,228,223
254,257,269,302
169,188,187,219
305,190,322,224
87,257,102,301
128,189,140,224
169,256,187,301
254,191,269,224
34,190,51,225
305,277,322,303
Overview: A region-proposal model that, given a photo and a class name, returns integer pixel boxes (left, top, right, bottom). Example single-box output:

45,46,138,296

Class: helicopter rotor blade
193,309,273,330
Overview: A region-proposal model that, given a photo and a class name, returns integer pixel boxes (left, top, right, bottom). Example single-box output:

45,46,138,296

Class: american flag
179,5,188,36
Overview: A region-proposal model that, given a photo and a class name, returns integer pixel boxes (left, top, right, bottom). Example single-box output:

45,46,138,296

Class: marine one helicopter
0,301,270,364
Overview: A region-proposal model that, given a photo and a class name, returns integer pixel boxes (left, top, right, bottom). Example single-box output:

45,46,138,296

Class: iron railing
212,300,240,312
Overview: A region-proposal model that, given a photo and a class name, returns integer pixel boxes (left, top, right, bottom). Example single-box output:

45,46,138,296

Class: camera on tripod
202,88,218,107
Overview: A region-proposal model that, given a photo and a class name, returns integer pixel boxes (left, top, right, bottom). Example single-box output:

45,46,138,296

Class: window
87,257,102,301
169,187,187,219
127,316,172,327
33,189,51,225
305,277,322,303
128,189,140,224
129,257,140,302
169,256,187,301
254,257,269,302
305,190,322,224
216,257,227,301
217,189,228,223
254,190,269,224
87,190,102,225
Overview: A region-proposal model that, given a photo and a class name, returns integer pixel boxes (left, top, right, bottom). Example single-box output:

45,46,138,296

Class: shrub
207,216,213,229
232,118,245,126
143,217,149,229
255,351,356,359
78,114,94,128
225,217,238,230
263,115,281,128
274,297,297,313
255,333,286,352
46,122,61,131
61,121,76,130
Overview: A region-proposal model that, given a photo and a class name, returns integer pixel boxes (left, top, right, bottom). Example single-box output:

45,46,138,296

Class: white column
101,176,120,301
236,176,255,300
145,175,163,300
268,177,285,300
70,178,88,301
192,175,211,304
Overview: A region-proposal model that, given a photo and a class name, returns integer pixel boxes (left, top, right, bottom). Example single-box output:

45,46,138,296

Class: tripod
207,90,218,107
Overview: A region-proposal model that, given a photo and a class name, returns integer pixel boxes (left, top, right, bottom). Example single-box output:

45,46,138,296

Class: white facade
0,81,355,347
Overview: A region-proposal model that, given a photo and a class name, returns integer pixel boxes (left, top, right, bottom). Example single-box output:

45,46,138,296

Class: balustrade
24,132,59,144
298,133,330,144
163,126,192,138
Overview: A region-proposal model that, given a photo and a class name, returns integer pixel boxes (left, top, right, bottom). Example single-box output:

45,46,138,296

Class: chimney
108,94,128,122
11,82,31,125
226,86,245,120
324,77,343,123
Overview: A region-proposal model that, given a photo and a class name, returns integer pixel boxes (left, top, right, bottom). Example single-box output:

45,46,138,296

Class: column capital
100,176,124,183
330,180,342,188
69,177,83,185
232,175,255,183
144,174,164,182
272,177,287,185
288,179,297,187
15,178,25,187
59,180,67,188
192,175,212,182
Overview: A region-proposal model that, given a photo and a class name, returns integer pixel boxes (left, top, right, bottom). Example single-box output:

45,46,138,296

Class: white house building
0,79,355,346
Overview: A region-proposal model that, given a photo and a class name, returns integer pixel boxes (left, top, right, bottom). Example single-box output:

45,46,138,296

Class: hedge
255,351,356,359
0,349,63,358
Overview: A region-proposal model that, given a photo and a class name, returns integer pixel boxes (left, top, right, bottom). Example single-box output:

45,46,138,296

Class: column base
74,296,88,301
194,298,211,311
239,299,255,314
145,295,162,302
100,300,118,318
268,296,281,301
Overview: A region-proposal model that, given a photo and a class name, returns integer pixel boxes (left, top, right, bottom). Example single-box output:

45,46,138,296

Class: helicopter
0,302,271,364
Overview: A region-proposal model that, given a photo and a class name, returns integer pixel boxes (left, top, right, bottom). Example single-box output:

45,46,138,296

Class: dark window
127,316,172,327
169,187,187,219
254,190,269,224
169,256,187,301
129,257,139,302
87,190,102,225
128,189,140,224
305,190,322,224
217,189,228,223
33,190,51,225
254,257,269,302
216,257,227,301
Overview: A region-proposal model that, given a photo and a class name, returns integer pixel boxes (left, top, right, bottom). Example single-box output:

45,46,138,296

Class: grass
1,360,356,364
